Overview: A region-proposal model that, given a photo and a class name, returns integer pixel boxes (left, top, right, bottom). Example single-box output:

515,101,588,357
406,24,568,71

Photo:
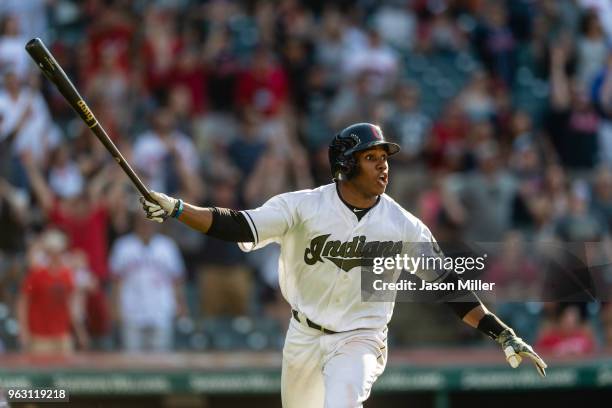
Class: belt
292,309,338,334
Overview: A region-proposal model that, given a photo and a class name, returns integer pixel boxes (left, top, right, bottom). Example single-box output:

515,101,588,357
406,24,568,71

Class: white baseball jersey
110,233,185,327
239,183,441,332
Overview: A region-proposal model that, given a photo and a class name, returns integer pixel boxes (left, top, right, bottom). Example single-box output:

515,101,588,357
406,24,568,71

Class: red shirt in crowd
536,329,595,356
86,20,134,76
21,266,74,337
170,59,207,115
49,202,109,281
235,66,288,116
49,201,111,336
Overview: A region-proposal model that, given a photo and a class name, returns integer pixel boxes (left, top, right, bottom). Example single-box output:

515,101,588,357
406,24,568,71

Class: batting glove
496,328,547,377
140,191,180,222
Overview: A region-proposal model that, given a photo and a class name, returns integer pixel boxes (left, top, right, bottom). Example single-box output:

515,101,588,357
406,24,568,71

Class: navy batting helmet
328,123,400,180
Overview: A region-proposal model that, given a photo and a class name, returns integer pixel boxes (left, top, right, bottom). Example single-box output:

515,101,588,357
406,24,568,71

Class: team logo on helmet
370,125,383,140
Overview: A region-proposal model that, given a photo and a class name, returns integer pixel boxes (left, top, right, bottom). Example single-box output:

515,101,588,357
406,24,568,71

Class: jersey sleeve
238,193,297,252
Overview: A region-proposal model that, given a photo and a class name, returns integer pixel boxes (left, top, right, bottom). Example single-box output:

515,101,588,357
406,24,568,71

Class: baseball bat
25,38,154,202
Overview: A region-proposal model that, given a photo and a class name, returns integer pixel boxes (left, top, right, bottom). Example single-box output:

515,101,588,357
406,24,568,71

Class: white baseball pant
281,317,388,408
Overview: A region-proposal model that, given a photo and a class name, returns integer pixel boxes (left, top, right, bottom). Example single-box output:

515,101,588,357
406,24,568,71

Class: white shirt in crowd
0,87,59,162
132,130,199,193
110,233,185,328
0,34,31,80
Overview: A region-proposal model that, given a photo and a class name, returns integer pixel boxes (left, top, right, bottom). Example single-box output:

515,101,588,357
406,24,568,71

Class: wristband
477,313,511,340
172,199,184,218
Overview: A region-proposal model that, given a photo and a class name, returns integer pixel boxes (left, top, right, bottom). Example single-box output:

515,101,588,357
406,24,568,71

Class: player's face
351,146,389,196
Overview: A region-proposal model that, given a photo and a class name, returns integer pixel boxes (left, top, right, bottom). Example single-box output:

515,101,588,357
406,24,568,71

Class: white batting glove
496,329,547,377
140,191,179,223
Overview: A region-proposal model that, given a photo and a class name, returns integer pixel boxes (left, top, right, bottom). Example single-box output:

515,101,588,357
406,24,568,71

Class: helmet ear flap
329,132,358,180
339,155,356,179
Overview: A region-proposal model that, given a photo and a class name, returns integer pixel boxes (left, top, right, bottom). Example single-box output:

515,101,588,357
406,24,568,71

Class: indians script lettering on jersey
304,234,403,272
238,183,444,331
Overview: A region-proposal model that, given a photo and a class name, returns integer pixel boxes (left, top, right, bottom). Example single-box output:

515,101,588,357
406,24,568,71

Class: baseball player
141,123,547,407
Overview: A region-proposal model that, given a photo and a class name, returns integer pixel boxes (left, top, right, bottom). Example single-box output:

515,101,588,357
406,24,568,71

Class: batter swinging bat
25,37,155,203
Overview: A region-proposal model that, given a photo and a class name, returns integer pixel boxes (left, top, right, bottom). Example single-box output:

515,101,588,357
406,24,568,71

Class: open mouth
378,174,388,185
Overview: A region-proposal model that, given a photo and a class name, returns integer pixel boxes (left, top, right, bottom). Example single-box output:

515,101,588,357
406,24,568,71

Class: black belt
292,309,338,334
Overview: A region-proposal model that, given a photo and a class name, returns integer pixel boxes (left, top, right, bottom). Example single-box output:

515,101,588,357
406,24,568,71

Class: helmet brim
346,140,401,156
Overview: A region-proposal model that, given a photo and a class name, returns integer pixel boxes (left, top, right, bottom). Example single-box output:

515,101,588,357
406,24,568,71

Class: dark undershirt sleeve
206,207,255,243
436,272,481,318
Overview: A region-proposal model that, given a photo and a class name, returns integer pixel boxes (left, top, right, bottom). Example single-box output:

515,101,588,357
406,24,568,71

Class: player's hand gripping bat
25,38,155,203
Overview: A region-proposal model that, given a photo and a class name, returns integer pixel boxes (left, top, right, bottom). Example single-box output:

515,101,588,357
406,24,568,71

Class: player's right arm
140,190,294,244
140,191,253,241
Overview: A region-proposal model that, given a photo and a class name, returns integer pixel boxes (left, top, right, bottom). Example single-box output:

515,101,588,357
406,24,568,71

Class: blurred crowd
1,0,612,356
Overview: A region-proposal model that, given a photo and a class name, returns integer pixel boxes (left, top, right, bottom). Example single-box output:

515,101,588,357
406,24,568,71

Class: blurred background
1,0,612,407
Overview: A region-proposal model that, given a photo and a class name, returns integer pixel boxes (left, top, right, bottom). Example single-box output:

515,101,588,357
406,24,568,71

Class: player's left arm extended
411,229,546,377
447,297,547,377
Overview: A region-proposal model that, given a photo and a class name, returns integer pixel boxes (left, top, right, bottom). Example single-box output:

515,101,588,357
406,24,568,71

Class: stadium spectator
198,177,252,318
592,54,612,166
542,164,571,219
83,1,134,85
371,2,417,52
234,47,289,118
536,303,596,355
385,82,431,206
548,42,600,171
575,9,608,88
509,142,545,231
473,1,517,86
343,28,399,95
0,15,31,80
386,82,432,166
203,26,240,112
16,229,88,354
328,72,375,129
0,179,27,307
24,157,120,348
485,230,540,301
168,48,207,117
132,107,201,197
457,71,496,123
301,65,336,151
110,216,187,352
426,99,469,170
420,9,466,54
141,6,182,97
0,70,58,189
83,43,131,132
443,141,516,241
314,7,345,87
227,110,268,187
0,0,48,42
555,182,607,242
